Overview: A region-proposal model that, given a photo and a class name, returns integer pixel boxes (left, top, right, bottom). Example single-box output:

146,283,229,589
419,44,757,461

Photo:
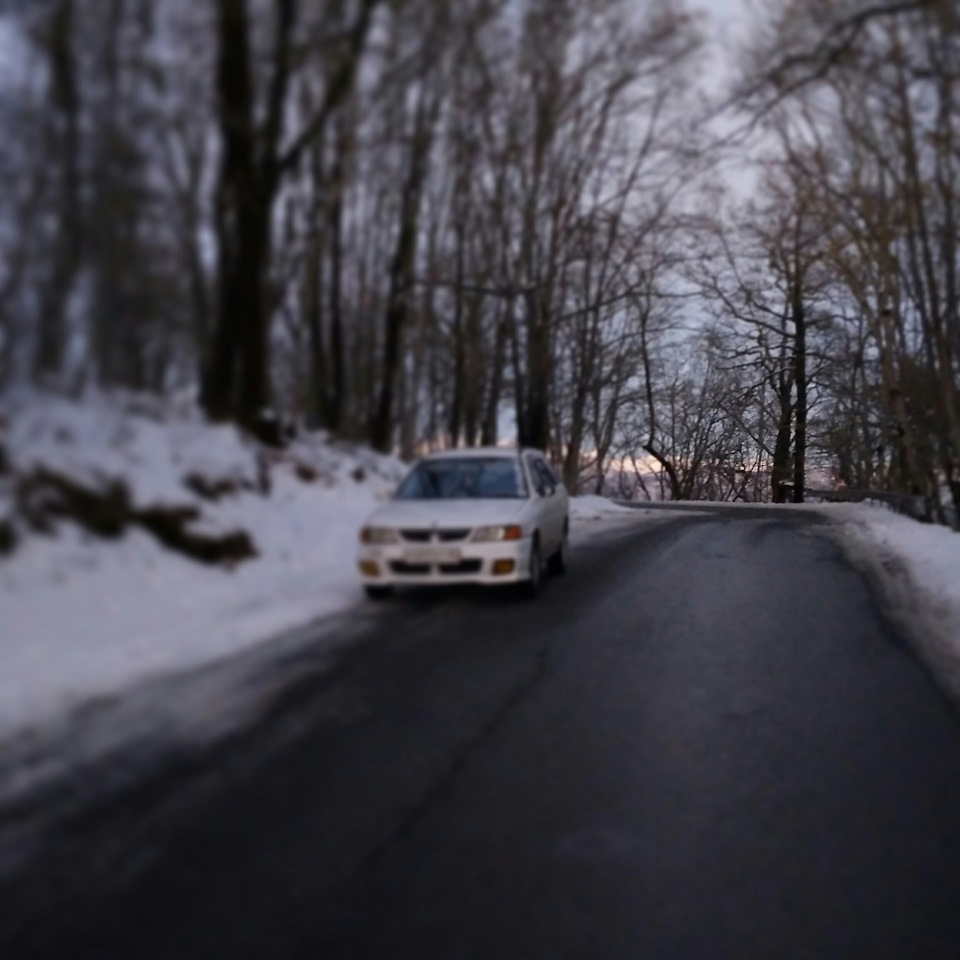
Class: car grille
399,530,431,543
439,560,483,575
390,562,432,575
438,529,471,543
389,560,483,577
399,529,472,543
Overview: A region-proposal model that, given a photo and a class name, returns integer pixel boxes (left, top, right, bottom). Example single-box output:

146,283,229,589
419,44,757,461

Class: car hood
366,499,527,529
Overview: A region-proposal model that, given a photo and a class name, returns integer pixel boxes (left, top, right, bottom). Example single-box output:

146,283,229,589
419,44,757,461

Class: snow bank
570,495,647,522
0,390,406,747
568,496,676,544
822,503,960,703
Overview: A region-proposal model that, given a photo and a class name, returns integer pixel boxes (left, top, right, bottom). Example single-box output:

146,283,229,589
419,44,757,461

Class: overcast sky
699,0,752,30
692,0,764,201
696,0,753,83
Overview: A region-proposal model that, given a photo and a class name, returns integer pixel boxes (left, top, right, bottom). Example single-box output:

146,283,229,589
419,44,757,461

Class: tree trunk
205,0,373,435
448,223,466,446
481,302,509,446
644,442,683,501
35,0,82,382
523,290,552,450
792,281,807,504
302,212,325,428
370,111,439,452
772,427,793,503
462,294,483,447
204,0,258,422
771,378,793,503
236,201,275,431
370,92,437,452
563,385,587,494
325,116,349,433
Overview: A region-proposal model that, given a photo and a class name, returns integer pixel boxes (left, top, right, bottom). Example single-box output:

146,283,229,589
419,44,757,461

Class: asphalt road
6,512,960,959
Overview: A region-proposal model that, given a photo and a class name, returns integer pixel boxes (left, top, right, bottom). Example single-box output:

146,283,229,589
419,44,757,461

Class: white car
358,448,570,600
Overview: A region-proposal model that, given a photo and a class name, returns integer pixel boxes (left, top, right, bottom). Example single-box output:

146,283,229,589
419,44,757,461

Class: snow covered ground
820,503,960,704
0,393,667,824
567,495,679,544
0,392,407,807
569,494,645,522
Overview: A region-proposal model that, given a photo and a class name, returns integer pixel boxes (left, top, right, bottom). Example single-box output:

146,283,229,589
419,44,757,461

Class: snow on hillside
0,390,406,746
824,503,960,703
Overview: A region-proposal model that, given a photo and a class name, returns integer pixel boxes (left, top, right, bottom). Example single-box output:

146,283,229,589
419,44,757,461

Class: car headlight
471,525,523,543
360,527,399,545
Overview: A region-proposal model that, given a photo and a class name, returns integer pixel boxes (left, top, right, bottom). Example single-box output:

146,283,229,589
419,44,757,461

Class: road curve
5,512,960,959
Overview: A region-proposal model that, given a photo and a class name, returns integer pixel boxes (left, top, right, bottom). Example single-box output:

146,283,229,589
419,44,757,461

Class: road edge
820,511,960,712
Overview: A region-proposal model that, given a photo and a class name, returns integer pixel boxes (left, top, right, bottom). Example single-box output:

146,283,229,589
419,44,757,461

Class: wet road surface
5,512,960,959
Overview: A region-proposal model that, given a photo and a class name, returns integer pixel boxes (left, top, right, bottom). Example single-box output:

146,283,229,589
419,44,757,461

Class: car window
527,457,556,496
538,463,557,494
524,455,544,494
539,460,560,488
395,457,528,500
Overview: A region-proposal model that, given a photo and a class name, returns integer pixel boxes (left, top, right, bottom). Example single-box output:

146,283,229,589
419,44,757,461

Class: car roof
419,447,545,461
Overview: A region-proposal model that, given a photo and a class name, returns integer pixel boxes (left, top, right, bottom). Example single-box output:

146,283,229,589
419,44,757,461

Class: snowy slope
0,390,406,747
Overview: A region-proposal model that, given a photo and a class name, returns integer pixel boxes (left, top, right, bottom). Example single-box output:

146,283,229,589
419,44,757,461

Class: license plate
404,548,461,565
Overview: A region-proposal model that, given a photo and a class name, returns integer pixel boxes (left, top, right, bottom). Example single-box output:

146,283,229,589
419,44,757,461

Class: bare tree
204,0,380,436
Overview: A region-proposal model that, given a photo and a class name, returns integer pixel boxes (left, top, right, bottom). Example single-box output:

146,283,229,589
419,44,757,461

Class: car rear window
395,458,528,500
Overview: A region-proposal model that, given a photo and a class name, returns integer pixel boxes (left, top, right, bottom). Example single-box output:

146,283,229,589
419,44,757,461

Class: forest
0,0,957,523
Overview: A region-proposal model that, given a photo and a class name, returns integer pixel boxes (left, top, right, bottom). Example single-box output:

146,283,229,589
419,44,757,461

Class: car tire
364,585,394,601
520,538,542,599
548,526,569,576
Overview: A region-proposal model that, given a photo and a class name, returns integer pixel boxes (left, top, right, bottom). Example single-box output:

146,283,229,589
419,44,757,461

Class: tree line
0,0,957,524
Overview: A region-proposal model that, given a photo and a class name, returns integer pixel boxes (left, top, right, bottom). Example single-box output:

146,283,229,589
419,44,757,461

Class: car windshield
395,457,527,500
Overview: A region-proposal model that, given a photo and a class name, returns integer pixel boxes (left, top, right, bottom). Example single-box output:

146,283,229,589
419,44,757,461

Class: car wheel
521,538,542,599
548,525,569,576
364,585,394,601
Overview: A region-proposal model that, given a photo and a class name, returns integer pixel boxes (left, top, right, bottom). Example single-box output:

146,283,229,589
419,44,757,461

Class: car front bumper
358,537,535,587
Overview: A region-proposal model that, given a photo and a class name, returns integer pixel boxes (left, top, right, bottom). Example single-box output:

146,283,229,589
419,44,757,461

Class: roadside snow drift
824,504,960,703
569,495,641,522
0,390,406,744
